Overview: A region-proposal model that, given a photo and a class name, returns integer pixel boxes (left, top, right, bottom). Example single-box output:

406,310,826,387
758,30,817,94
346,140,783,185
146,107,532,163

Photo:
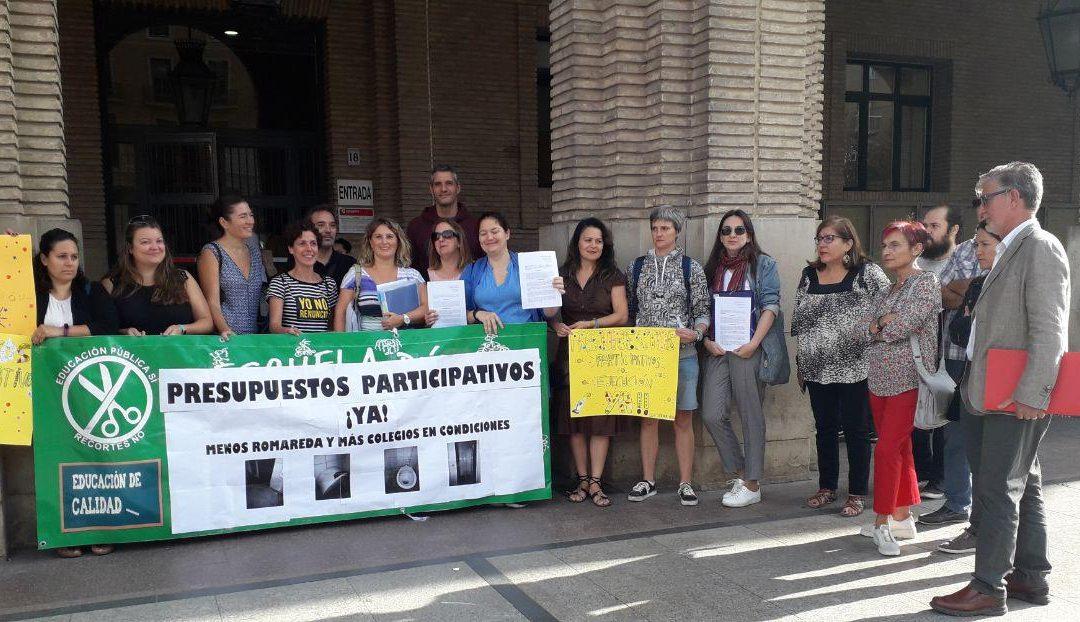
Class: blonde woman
333,218,427,332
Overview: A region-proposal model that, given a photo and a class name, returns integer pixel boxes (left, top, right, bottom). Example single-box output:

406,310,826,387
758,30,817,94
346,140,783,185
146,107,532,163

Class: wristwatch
402,313,412,327
693,328,704,342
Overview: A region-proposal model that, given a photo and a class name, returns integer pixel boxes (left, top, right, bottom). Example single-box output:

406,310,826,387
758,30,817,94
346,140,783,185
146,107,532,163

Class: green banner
33,324,550,549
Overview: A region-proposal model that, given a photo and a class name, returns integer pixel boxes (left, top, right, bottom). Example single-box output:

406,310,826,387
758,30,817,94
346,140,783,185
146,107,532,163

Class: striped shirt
266,272,338,333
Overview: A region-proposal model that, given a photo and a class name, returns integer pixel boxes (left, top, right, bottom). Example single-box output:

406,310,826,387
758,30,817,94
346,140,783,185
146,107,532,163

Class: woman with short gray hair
624,206,711,506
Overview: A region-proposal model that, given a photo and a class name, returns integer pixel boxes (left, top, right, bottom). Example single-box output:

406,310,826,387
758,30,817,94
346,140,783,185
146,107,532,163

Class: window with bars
843,60,932,192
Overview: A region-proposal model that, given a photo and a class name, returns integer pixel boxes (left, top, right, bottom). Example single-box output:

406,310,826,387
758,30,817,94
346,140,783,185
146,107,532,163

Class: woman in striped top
267,221,338,334
333,218,426,332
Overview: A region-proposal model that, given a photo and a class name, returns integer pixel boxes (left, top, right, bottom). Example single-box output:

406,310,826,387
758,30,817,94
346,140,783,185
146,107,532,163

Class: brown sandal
56,547,83,559
567,476,588,503
586,476,611,508
806,488,837,509
840,495,865,517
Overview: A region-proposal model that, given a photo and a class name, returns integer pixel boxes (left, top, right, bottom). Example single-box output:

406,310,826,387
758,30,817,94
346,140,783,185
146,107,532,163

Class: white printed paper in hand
518,251,562,309
713,293,753,351
427,280,467,328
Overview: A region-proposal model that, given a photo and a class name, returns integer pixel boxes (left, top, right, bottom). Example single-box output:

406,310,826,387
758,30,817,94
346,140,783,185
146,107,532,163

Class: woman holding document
463,211,563,335
859,220,940,556
699,210,781,509
550,218,629,508
792,216,888,518
333,218,426,332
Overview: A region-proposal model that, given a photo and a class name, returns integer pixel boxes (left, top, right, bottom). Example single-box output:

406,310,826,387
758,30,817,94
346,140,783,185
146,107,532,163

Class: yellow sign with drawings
0,234,36,336
0,333,32,445
569,327,679,421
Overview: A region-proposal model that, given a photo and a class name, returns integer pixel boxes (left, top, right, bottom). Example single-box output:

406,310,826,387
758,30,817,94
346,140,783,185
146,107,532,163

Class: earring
842,253,851,267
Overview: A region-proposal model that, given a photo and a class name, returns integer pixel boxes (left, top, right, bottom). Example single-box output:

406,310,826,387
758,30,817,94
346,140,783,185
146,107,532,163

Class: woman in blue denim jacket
699,209,782,508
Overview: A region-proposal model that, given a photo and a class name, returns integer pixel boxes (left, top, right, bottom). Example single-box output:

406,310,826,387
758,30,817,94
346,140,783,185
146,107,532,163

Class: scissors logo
62,355,153,446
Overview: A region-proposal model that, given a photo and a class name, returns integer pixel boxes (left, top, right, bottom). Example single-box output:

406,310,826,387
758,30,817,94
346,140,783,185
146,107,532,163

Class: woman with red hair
859,220,941,556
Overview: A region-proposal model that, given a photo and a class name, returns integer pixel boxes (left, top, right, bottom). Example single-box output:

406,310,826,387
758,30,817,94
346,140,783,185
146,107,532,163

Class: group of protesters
22,160,1070,617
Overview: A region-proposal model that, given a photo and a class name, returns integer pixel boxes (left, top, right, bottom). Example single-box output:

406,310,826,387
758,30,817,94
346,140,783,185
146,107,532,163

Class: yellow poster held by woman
0,234,36,445
0,333,32,445
0,234,36,335
569,327,679,421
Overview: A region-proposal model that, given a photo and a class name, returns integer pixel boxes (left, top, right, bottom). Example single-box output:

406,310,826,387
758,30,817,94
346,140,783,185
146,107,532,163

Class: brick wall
549,0,825,223
58,0,107,278
824,0,1079,242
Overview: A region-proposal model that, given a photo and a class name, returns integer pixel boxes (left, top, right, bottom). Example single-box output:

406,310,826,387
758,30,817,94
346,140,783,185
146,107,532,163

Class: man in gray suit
931,162,1070,617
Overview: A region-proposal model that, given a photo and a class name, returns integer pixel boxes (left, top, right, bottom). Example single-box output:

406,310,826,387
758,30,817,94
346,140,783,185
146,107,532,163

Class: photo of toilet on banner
568,327,679,421
31,324,550,550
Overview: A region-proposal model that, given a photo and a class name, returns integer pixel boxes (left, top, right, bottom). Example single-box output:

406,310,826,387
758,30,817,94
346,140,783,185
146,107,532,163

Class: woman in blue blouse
463,212,563,334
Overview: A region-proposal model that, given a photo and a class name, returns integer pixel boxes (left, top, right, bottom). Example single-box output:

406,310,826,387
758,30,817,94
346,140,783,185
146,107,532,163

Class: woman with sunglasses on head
101,216,214,336
699,210,783,508
858,220,940,556
792,216,890,518
333,218,426,332
550,217,628,508
30,228,117,346
197,195,267,339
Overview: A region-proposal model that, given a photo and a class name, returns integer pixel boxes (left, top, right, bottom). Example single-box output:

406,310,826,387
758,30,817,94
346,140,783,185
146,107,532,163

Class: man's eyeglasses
431,230,459,241
972,187,1012,208
721,226,747,236
814,234,846,245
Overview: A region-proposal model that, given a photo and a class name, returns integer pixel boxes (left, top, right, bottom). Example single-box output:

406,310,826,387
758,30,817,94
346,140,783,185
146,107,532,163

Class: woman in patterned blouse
859,220,941,557
792,216,889,518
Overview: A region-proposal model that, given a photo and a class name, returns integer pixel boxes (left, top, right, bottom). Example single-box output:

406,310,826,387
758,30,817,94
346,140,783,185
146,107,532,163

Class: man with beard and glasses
910,204,962,501
304,205,356,289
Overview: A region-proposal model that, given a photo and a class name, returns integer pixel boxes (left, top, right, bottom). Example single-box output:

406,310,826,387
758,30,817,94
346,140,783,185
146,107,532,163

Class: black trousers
913,425,945,484
807,380,871,496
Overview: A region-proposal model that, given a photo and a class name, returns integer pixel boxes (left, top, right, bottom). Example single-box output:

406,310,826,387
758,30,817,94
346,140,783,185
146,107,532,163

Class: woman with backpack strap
624,206,710,507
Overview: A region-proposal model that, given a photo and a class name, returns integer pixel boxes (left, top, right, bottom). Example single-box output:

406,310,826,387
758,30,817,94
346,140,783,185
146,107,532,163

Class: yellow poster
0,234,37,336
0,333,32,445
569,327,679,421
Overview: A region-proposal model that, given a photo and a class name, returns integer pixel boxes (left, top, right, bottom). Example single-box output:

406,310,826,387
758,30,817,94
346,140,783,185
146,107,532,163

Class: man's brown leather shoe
1005,572,1050,605
930,586,1007,617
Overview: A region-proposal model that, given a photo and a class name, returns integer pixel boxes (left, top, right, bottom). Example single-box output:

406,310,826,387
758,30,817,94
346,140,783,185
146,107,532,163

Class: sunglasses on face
972,187,1012,208
431,230,459,241
721,226,747,236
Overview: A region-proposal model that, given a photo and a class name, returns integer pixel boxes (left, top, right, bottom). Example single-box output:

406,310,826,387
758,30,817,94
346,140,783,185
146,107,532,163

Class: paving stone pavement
3,417,1079,622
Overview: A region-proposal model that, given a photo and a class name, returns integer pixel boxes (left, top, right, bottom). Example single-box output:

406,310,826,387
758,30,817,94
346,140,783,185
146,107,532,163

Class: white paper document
713,293,753,351
518,251,562,309
427,280,468,328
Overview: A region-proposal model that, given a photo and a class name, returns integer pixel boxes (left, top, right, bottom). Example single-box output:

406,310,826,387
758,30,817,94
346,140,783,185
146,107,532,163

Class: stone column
0,0,79,240
0,0,78,558
542,0,825,486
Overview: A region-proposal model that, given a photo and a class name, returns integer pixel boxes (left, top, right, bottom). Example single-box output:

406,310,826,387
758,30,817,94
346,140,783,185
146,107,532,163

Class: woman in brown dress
551,217,629,507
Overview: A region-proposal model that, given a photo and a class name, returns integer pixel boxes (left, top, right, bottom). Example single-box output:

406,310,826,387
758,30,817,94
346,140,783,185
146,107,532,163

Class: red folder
984,349,1080,416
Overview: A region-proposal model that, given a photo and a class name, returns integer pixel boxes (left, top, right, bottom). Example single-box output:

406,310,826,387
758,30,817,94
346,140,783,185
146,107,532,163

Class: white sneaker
722,482,761,508
872,524,901,556
860,516,917,540
721,478,743,502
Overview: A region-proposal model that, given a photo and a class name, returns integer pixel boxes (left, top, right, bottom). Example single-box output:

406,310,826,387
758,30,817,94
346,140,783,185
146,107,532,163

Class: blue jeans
943,358,972,514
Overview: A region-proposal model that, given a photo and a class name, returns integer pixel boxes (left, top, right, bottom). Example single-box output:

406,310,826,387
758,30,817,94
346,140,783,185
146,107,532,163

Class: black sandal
586,476,611,508
567,475,588,503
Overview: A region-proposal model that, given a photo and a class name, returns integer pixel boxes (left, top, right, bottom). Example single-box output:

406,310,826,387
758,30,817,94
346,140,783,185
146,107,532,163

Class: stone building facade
1,0,1079,553
542,0,827,486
